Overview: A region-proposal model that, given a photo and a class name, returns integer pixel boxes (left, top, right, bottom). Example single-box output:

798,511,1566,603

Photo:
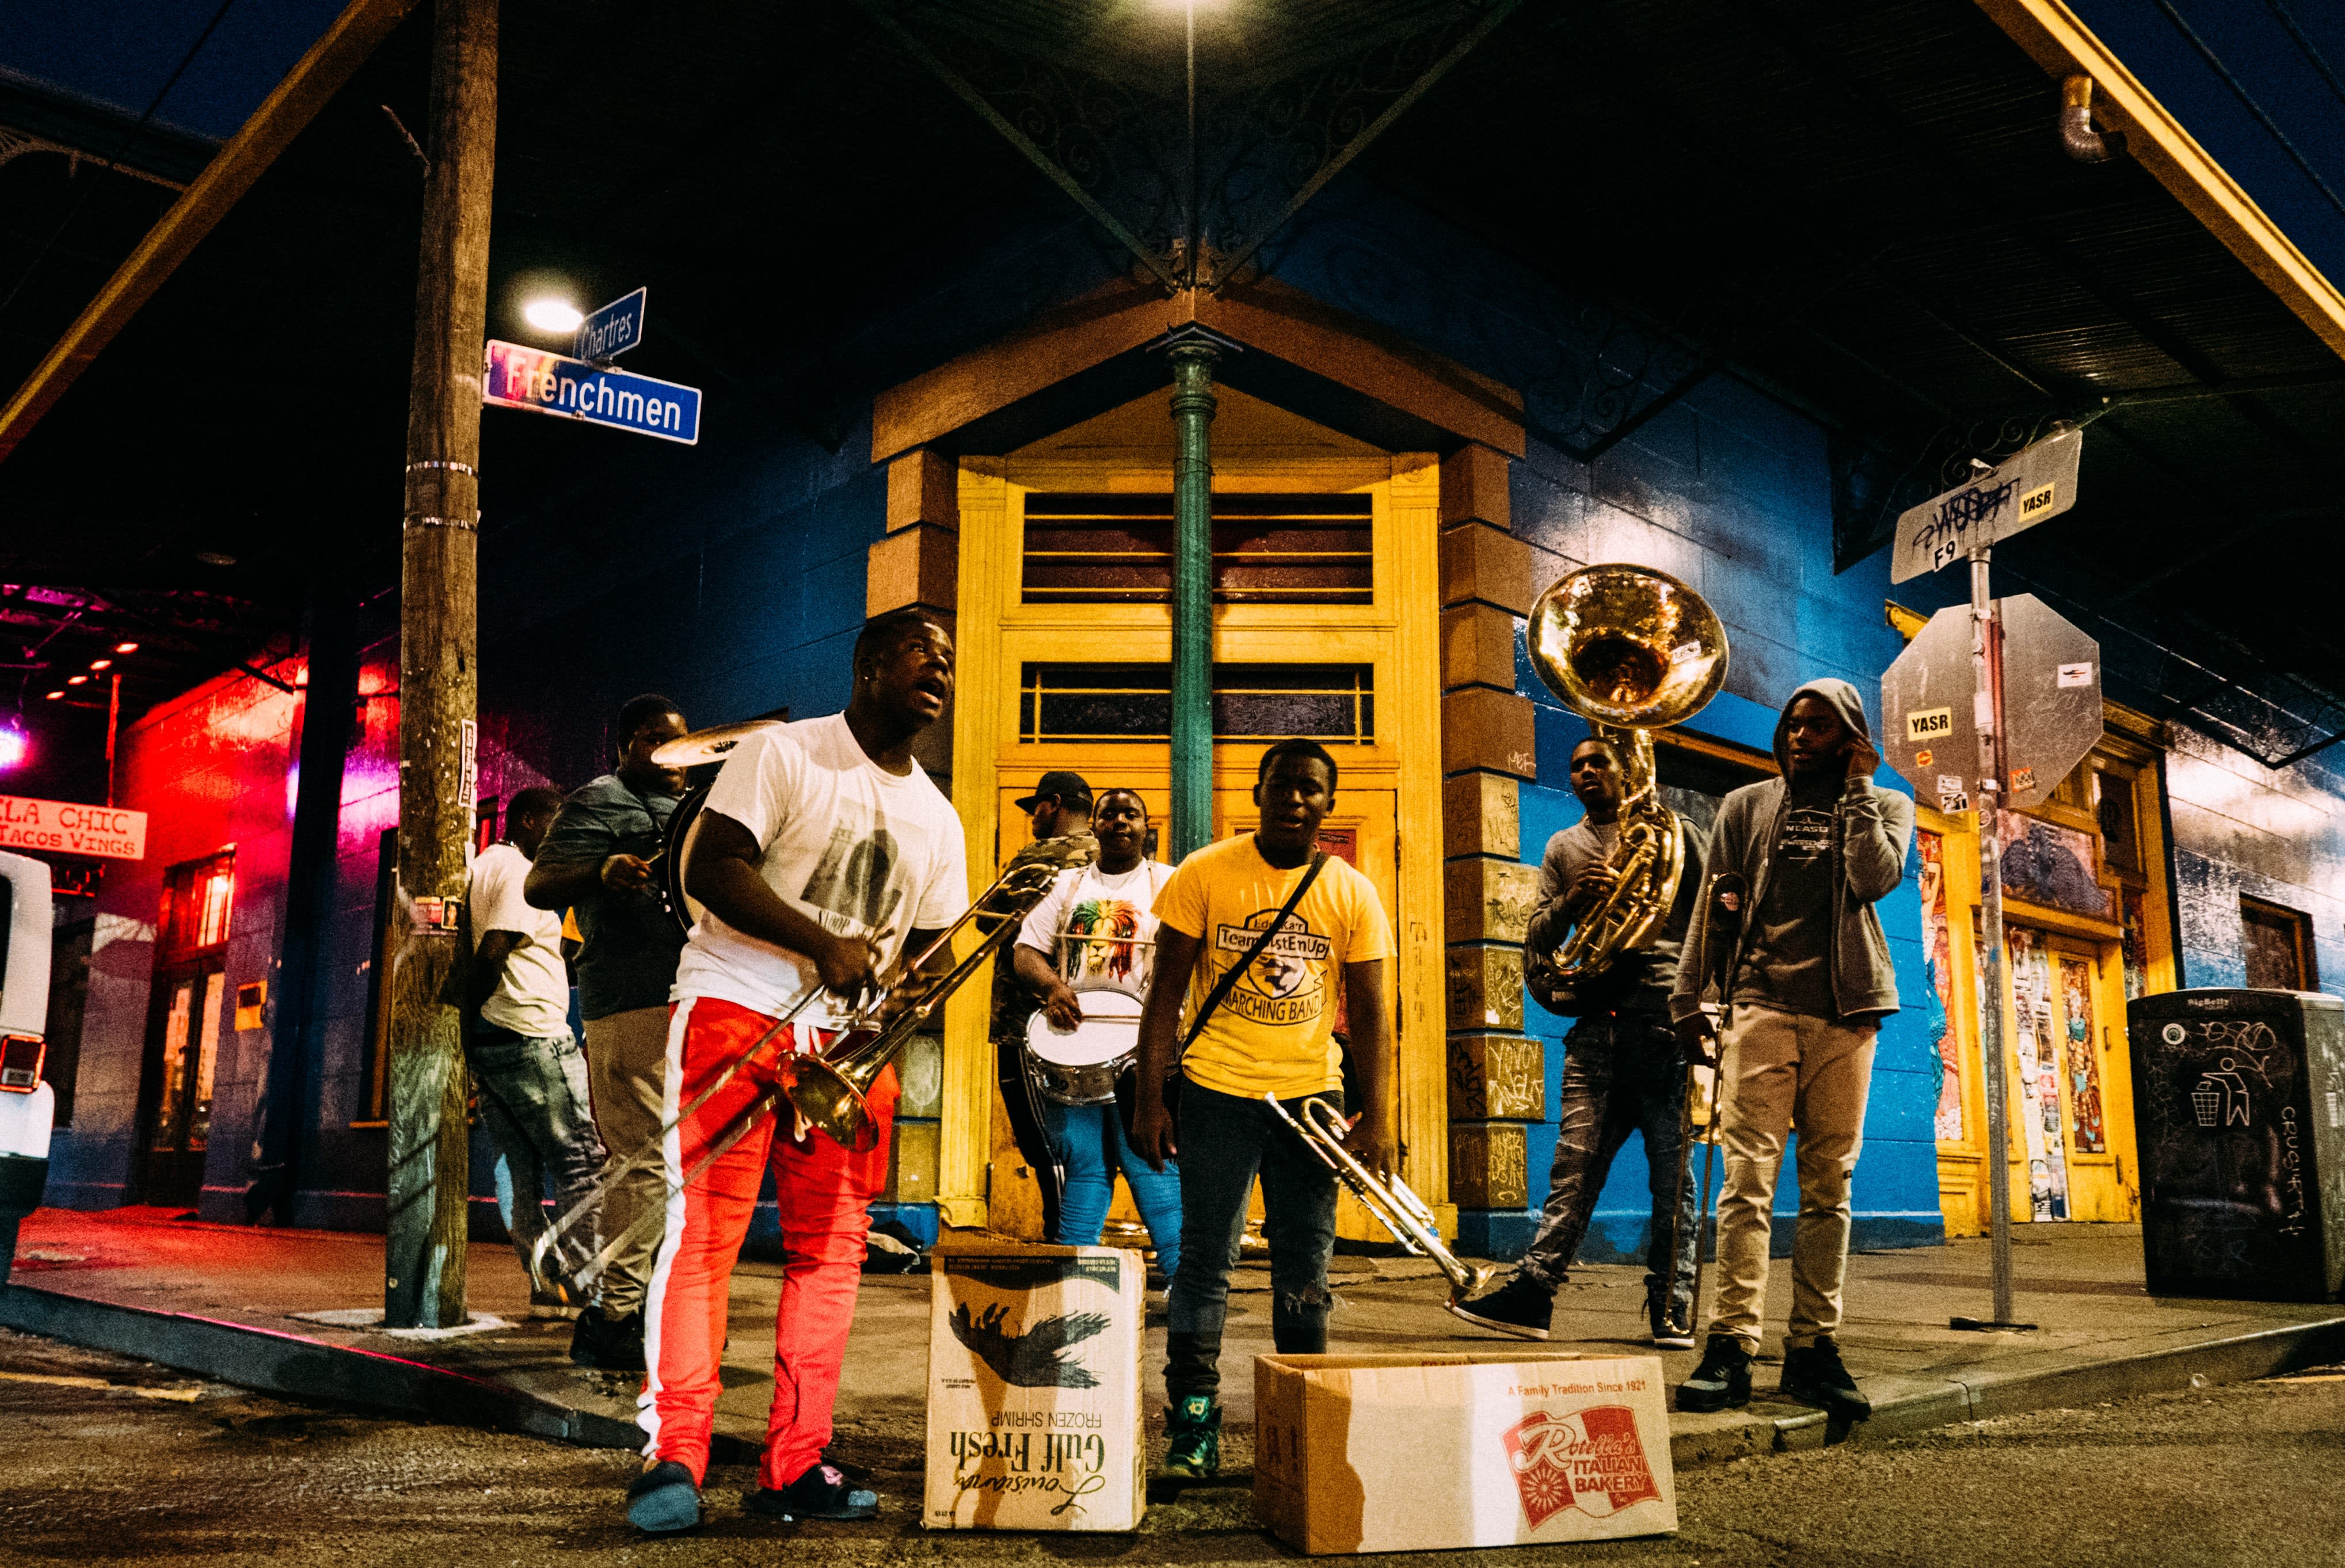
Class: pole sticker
2057,662,2094,688
1906,707,1954,743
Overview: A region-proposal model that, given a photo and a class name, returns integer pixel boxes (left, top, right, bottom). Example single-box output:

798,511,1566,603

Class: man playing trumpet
1130,740,1396,1480
624,609,966,1533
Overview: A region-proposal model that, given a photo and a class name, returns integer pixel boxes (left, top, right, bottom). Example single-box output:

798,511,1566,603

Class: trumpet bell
1527,564,1728,729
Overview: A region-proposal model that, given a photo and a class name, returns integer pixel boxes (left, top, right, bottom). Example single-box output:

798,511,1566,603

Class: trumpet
1263,1093,1497,1305
527,834,1095,1295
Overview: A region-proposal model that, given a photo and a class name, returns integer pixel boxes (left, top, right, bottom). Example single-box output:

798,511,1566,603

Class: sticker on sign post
2057,662,2094,688
1907,707,1953,744
1939,790,1970,812
2010,766,2035,794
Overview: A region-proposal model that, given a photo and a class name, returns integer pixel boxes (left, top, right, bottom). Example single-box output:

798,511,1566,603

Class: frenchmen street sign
0,794,147,861
482,339,701,444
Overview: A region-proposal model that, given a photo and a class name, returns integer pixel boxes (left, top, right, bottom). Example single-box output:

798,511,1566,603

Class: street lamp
523,297,583,335
0,726,24,770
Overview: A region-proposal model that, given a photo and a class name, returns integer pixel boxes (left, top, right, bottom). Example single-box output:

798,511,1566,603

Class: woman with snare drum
1010,788,1183,1284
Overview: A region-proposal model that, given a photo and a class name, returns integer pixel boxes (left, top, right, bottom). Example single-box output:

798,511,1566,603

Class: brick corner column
1436,444,1545,1259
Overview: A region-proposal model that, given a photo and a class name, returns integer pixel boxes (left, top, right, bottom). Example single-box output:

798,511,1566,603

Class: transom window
1018,663,1373,744
1021,493,1372,605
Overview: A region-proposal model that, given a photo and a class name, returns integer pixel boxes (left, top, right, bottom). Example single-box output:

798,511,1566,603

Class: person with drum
524,692,691,1372
1010,787,1183,1285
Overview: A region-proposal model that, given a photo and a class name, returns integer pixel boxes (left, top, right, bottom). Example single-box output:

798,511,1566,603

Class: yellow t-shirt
1152,835,1396,1101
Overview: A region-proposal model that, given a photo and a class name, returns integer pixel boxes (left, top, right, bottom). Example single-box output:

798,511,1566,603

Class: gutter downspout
2060,74,2126,163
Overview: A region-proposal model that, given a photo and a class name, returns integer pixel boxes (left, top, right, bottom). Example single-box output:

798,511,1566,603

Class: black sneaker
745,1461,880,1521
1675,1334,1753,1412
1444,1274,1553,1341
1646,1287,1695,1350
1780,1336,1871,1420
570,1305,647,1372
626,1460,700,1533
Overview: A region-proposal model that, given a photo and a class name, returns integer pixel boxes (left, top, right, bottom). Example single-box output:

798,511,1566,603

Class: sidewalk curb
0,1282,641,1449
1669,1314,2345,1468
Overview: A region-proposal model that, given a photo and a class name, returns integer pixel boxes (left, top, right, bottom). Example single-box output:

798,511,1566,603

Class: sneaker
745,1462,879,1521
625,1460,700,1533
1675,1334,1753,1412
1780,1336,1871,1420
1646,1289,1695,1350
570,1305,647,1372
1444,1274,1553,1341
1161,1394,1221,1479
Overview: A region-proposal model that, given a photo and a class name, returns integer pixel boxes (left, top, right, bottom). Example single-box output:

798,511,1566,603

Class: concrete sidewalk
5,1207,2340,1481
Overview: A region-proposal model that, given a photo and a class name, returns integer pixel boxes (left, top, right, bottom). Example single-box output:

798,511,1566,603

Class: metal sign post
1967,546,2020,1330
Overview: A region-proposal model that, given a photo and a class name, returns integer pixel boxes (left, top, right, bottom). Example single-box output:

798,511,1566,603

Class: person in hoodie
1668,679,1913,1421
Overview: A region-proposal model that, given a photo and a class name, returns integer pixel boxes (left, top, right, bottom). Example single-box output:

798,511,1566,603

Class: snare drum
1023,991,1141,1106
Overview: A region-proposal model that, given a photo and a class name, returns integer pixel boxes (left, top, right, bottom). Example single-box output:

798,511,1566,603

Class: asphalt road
2,1326,2338,1566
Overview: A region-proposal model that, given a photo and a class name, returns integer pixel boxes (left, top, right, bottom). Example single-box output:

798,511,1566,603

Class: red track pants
639,995,897,1489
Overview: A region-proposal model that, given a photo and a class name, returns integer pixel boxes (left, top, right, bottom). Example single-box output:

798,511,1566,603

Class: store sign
0,794,147,860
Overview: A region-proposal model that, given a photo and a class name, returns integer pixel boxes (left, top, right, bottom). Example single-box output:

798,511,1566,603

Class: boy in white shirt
465,786,604,1318
625,611,966,1535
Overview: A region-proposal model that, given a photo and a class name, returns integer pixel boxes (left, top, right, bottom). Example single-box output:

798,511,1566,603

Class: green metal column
1168,340,1219,859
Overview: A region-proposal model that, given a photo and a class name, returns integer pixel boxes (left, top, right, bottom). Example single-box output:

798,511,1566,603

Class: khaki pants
1707,1003,1876,1353
582,1004,673,1318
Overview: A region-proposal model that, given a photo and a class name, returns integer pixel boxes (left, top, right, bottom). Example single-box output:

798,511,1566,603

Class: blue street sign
483,340,701,444
574,286,646,362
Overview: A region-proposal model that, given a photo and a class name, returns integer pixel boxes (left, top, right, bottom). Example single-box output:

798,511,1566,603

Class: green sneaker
1162,1394,1221,1479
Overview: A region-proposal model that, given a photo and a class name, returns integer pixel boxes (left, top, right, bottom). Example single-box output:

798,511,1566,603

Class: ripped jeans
1164,1079,1342,1402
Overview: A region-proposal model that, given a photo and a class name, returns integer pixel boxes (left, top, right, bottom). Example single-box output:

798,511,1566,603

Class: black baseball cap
1014,770,1093,812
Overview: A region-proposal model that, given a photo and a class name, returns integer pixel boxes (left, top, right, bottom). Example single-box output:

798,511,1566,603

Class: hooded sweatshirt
1668,679,1914,1025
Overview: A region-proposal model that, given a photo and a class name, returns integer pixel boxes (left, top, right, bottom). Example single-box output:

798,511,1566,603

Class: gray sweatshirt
1525,810,1708,1016
1668,678,1915,1025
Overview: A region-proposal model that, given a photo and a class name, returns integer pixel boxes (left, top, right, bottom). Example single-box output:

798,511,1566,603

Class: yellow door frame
935,394,1446,1233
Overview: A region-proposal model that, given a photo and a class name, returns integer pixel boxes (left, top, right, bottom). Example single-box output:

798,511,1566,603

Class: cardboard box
1255,1353,1677,1554
923,1242,1145,1532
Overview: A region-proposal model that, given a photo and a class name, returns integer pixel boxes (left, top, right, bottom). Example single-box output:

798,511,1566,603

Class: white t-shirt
671,714,969,1025
467,842,572,1038
1015,860,1175,1002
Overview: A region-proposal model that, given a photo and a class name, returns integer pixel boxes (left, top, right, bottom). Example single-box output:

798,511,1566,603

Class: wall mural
1917,831,1965,1143
2058,954,2108,1155
2009,927,2070,1219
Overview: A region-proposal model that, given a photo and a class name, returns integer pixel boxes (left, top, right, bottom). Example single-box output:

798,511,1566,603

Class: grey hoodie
1668,678,1914,1025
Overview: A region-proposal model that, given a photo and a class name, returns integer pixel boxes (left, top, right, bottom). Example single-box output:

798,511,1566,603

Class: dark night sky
0,0,344,142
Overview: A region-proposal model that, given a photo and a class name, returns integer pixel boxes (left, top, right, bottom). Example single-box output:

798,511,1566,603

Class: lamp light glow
67,674,87,686
90,658,112,671
115,641,139,654
523,298,584,334
44,690,62,701
0,727,24,770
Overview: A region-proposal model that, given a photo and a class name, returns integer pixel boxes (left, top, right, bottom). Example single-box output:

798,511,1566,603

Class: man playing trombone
623,609,966,1535
1449,735,1710,1349
1130,739,1396,1481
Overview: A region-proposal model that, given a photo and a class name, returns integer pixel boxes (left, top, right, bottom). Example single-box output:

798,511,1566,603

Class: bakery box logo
1501,1407,1660,1528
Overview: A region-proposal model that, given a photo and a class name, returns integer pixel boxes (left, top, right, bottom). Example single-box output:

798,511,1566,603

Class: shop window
157,852,235,958
1018,663,1373,744
1021,493,1373,605
2241,897,2316,992
41,918,93,1128
474,796,500,856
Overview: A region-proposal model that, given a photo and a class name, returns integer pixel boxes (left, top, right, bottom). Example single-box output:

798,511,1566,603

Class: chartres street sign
1890,428,2083,584
0,794,146,861
1881,596,2101,814
574,287,646,362
482,340,701,444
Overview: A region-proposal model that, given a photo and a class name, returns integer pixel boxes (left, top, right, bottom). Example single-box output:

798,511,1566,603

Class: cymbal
650,718,786,768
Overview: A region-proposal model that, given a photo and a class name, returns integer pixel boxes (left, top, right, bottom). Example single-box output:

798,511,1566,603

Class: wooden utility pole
385,0,496,1330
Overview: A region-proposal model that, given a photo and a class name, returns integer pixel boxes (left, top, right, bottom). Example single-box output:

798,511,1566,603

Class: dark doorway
137,853,236,1208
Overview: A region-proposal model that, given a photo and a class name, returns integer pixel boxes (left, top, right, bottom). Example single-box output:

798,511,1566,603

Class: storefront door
2004,925,2134,1224
138,852,236,1208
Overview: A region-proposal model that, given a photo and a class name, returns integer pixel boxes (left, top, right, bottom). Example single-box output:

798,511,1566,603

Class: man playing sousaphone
1010,787,1183,1283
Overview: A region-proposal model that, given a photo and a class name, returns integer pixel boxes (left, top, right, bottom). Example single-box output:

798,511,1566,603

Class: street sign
1882,595,2101,813
0,794,146,861
482,340,700,444
574,286,645,362
1890,428,2083,584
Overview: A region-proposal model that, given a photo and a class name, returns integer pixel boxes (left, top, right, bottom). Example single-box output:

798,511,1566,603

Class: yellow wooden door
2004,927,2138,1223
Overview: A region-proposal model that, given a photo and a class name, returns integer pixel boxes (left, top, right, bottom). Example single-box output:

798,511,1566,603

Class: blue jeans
1042,1098,1184,1281
1517,1013,1696,1327
467,1025,607,1288
1164,1080,1342,1401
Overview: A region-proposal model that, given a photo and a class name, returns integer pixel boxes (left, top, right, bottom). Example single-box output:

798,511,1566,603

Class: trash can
2126,988,2345,1301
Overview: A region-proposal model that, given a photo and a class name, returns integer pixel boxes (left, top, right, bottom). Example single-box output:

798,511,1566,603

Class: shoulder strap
1179,850,1328,1053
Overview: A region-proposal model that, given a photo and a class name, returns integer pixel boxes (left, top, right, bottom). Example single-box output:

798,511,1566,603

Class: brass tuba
1525,564,1729,989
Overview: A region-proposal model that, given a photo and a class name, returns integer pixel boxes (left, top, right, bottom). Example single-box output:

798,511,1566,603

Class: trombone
526,834,1095,1298
1263,1093,1497,1306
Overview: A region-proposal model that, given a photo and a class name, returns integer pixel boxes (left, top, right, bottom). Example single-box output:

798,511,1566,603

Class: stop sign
1882,595,2101,814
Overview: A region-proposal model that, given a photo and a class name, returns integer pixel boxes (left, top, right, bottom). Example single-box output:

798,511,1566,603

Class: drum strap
1179,850,1328,1055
